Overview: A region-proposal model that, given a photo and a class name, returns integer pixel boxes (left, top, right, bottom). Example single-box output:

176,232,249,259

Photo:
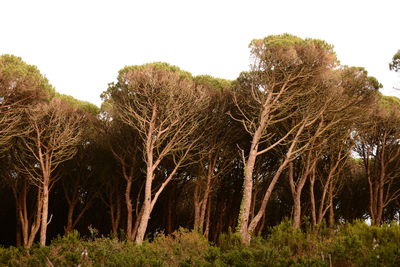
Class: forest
1,34,400,265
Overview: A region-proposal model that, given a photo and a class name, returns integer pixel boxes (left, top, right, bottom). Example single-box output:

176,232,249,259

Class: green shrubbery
1,221,400,266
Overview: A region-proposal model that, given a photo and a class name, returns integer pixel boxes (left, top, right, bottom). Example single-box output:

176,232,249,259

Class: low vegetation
1,221,400,266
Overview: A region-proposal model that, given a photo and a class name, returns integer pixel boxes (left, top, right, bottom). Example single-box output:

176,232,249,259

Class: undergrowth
1,221,400,266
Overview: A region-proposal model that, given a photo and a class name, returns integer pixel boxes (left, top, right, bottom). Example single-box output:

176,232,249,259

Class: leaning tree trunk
238,106,269,244
135,168,153,244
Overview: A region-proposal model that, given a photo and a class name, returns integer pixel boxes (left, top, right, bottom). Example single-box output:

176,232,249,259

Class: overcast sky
1,0,399,106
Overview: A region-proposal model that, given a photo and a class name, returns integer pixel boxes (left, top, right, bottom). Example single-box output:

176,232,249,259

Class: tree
61,109,101,234
191,77,238,236
234,34,338,242
355,95,400,225
102,119,143,241
307,66,378,227
0,54,57,247
103,63,209,244
0,54,53,155
389,50,400,72
390,50,400,89
15,99,84,246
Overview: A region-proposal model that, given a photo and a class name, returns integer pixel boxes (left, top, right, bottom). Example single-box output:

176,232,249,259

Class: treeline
1,34,400,248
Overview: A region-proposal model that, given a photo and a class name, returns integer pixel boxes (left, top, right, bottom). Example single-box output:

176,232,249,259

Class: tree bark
125,178,133,240
39,177,49,246
135,169,152,244
27,188,42,248
238,104,269,244
109,190,121,236
309,170,317,226
328,183,335,228
65,200,76,233
193,180,201,231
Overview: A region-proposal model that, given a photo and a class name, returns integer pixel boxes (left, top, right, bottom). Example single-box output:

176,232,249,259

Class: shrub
1,221,400,266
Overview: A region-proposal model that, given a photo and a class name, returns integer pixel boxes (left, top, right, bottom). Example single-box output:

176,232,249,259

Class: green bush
330,221,400,266
1,221,400,266
144,228,211,266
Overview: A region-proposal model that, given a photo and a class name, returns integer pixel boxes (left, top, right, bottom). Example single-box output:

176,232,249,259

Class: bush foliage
1,221,400,266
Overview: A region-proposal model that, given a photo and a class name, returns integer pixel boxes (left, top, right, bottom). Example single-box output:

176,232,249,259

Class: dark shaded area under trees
1,34,400,252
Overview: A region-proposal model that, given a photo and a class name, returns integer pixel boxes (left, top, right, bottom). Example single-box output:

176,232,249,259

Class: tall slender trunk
193,181,201,231
288,161,302,229
213,201,226,243
365,151,376,224
204,198,211,239
125,179,133,240
328,183,335,227
16,209,21,247
317,170,335,224
377,144,386,225
135,105,156,245
40,178,49,246
131,205,144,240
239,146,257,244
109,191,121,236
199,166,213,232
310,170,317,226
238,104,269,244
289,162,311,229
255,214,266,236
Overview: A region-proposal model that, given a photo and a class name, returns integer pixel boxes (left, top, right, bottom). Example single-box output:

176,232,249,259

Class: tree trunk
16,211,21,247
238,105,269,244
247,157,290,233
13,176,42,248
248,122,306,234
289,163,309,229
193,181,201,231
377,147,386,225
328,183,335,227
317,173,332,224
293,192,302,229
135,168,153,244
125,179,133,240
199,167,213,232
27,188,42,248
65,200,76,233
109,189,121,236
204,198,211,239
131,205,144,240
40,178,49,246
166,187,173,234
310,170,317,226
255,214,266,236
239,146,258,244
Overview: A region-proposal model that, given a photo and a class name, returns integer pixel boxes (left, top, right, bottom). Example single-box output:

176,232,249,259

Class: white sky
1,0,399,106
